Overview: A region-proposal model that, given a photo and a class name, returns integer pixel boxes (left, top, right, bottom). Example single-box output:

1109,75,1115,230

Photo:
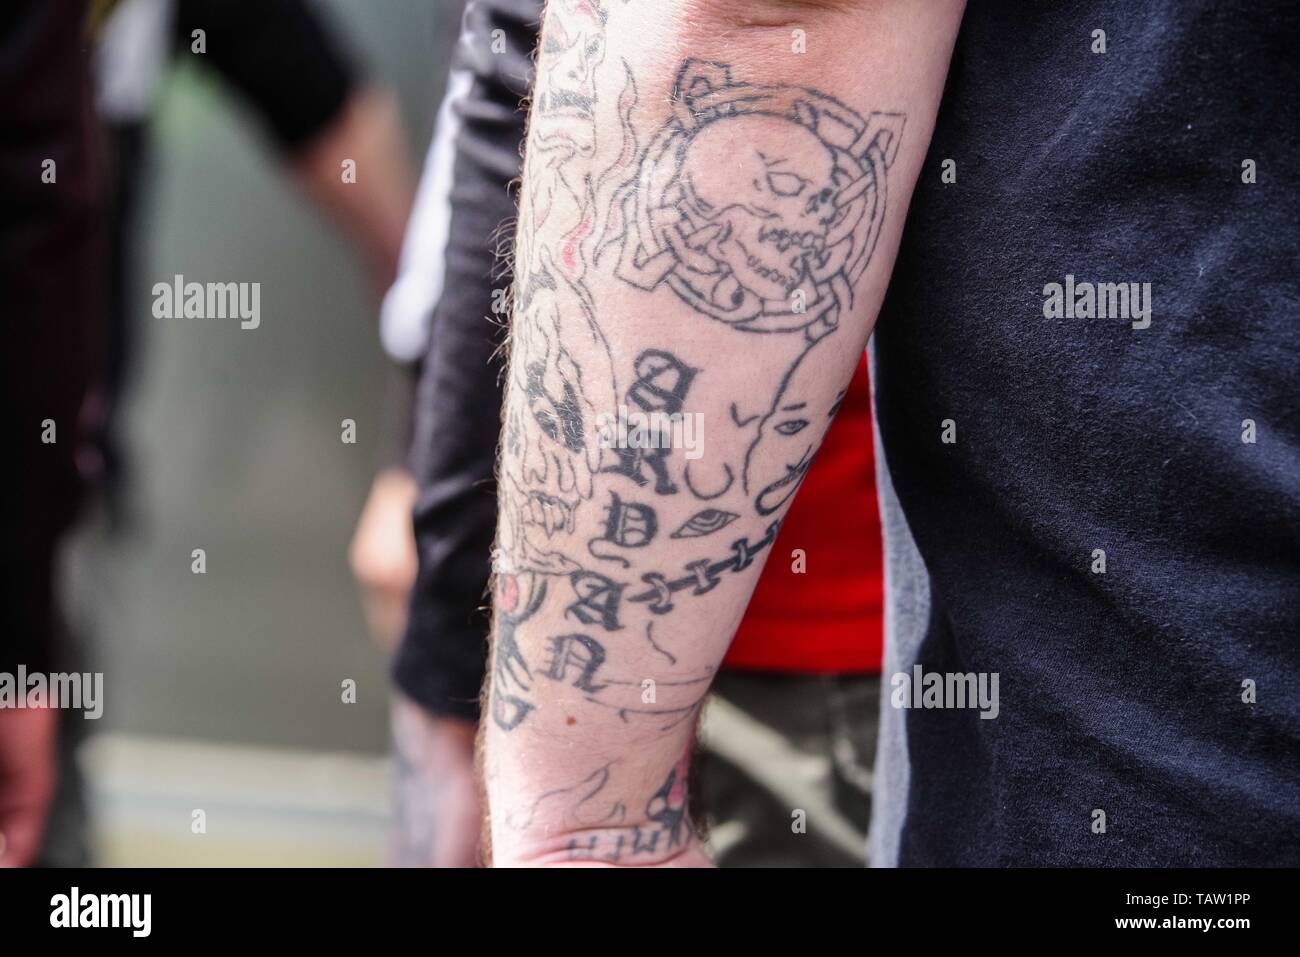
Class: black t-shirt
171,0,355,153
874,0,1299,864
393,0,538,720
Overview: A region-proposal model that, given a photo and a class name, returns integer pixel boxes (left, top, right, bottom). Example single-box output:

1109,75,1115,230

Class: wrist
493,824,707,868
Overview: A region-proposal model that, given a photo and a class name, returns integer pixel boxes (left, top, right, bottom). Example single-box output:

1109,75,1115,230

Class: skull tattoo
603,59,904,335
677,114,838,305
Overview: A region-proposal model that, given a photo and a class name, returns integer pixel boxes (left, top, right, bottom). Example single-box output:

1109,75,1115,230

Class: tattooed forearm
485,0,961,866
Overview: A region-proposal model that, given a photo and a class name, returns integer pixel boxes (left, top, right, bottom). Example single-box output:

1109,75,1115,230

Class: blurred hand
292,88,415,294
349,468,419,650
390,693,481,868
0,705,58,867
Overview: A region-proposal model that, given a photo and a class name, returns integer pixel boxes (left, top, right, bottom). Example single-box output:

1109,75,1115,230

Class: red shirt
722,355,883,674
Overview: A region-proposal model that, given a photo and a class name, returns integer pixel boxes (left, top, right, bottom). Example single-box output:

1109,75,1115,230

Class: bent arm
486,0,963,866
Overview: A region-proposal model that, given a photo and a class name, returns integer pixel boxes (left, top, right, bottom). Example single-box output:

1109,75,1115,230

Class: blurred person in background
386,0,886,868
92,0,420,637
2,0,422,866
0,0,105,869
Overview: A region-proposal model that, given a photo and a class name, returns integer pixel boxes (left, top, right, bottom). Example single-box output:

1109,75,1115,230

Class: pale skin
0,706,56,867
293,87,415,293
485,0,965,867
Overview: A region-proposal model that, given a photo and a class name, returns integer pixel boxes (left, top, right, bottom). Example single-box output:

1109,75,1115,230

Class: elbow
674,0,885,68
682,0,877,30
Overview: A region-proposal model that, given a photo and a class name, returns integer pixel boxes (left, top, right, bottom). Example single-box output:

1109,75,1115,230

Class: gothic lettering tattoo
566,570,625,631
543,632,609,693
588,491,658,567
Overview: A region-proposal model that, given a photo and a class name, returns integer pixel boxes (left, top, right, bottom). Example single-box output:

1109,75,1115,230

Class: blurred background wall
64,0,467,866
